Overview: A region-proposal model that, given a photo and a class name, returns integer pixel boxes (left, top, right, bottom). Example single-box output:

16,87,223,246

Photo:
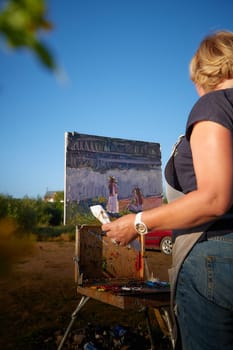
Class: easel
58,225,174,350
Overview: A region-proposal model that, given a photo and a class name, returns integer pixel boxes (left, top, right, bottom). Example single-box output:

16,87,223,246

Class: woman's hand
102,213,138,246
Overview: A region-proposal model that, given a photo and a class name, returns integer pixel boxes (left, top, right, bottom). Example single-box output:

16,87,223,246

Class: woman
102,30,233,349
107,176,119,214
127,187,144,213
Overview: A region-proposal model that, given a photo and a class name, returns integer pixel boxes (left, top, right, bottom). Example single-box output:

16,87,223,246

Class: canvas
64,132,163,225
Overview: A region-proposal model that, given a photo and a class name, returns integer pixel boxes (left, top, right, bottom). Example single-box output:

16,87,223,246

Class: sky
1,0,233,199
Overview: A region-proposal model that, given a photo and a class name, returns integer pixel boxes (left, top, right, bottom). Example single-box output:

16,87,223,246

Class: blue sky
1,0,233,198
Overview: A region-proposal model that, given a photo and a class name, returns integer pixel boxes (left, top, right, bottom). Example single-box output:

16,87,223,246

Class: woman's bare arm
102,121,233,245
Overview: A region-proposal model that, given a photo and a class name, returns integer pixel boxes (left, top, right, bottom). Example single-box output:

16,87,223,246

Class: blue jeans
175,233,233,350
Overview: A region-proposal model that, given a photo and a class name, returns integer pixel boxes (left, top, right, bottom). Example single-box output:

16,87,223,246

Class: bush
33,225,75,241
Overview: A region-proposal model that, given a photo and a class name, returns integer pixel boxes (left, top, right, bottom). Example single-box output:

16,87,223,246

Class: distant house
44,191,64,203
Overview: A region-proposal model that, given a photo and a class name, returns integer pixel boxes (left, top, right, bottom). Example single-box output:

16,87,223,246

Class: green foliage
33,224,75,241
65,196,108,225
45,203,63,226
0,194,70,276
0,193,133,240
0,194,8,218
75,211,100,226
16,197,38,231
0,194,64,234
53,191,64,203
0,0,56,69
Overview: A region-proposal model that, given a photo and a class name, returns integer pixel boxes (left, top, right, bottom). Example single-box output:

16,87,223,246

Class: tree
0,0,56,70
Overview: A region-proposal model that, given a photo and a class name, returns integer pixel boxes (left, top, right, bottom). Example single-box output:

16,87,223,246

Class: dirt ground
0,241,172,350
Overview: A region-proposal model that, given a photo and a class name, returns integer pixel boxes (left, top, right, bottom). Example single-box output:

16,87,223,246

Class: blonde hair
190,30,233,92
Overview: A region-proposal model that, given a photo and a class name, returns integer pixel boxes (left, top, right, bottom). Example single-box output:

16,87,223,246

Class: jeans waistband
207,232,233,242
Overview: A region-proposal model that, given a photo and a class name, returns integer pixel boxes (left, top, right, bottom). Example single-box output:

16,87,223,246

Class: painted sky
1,0,233,198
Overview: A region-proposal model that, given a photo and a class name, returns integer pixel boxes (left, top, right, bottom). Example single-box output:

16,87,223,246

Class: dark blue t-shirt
165,88,233,240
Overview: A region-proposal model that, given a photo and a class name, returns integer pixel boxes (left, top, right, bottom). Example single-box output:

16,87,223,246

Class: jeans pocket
206,255,233,310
